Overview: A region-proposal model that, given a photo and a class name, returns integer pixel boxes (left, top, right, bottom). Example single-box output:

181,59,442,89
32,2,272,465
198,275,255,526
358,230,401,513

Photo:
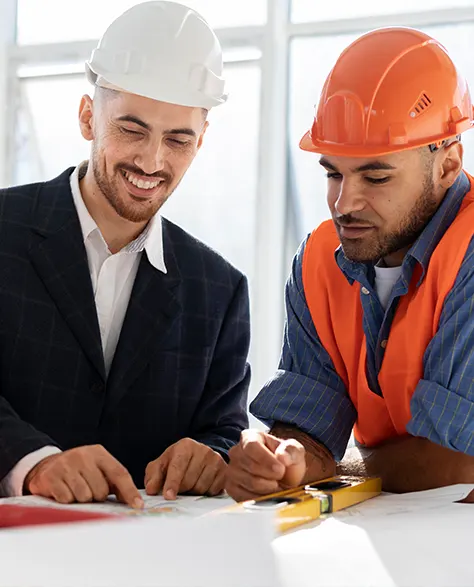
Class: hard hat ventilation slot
409,93,432,118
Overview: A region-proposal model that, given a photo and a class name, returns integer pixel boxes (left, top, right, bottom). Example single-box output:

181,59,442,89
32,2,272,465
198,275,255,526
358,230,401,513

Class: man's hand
144,438,226,500
225,429,306,502
24,445,143,509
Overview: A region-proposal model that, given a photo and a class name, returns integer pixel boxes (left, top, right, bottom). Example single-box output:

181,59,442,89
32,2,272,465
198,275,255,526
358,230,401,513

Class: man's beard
91,145,174,223
336,176,440,263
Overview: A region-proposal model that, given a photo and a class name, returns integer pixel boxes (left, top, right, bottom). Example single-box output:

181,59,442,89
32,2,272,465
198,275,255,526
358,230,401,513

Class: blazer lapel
106,241,181,406
28,169,105,380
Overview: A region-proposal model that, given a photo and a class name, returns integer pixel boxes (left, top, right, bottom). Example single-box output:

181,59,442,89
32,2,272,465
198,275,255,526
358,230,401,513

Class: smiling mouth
121,169,164,190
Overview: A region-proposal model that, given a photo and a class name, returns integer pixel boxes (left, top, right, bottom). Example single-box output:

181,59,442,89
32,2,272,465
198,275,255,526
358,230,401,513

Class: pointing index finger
162,451,193,500
98,456,143,509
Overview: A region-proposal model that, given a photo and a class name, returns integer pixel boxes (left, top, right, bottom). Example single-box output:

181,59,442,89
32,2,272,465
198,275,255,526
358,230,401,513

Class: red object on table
0,503,118,528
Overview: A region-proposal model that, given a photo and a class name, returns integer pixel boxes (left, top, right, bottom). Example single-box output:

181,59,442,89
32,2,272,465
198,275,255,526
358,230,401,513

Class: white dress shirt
71,163,167,372
0,162,167,496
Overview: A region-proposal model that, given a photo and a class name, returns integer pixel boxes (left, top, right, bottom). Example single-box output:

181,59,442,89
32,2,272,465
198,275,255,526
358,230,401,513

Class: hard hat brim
299,129,470,158
85,62,227,110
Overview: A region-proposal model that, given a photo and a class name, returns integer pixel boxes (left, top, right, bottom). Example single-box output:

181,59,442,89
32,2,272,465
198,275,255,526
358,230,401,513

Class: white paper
274,485,474,587
0,509,280,587
332,483,474,520
0,489,235,517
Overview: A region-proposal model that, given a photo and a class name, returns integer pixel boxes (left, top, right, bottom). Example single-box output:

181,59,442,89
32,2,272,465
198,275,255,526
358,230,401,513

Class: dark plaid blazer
0,168,250,487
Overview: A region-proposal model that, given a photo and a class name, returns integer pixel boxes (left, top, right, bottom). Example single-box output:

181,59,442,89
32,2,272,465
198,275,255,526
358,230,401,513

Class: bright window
291,0,474,22
17,0,267,45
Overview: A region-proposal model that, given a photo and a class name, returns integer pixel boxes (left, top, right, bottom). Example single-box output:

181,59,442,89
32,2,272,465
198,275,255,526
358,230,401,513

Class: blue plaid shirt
251,172,474,461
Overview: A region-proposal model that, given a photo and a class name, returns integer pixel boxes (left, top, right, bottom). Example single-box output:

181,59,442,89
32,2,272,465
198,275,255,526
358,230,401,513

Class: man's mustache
118,164,172,183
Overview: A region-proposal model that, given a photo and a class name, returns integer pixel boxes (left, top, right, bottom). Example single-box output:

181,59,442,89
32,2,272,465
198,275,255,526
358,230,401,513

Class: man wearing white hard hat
0,1,250,508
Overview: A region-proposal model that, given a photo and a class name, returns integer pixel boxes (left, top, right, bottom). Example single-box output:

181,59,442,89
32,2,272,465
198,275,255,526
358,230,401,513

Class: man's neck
381,244,411,268
79,168,147,254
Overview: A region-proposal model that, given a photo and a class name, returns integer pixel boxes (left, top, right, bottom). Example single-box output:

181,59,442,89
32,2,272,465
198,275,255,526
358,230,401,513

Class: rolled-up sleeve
250,239,356,461
407,238,474,455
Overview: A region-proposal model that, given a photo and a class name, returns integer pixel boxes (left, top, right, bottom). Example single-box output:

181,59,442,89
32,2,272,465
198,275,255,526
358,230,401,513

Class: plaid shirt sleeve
250,238,356,460
407,236,474,455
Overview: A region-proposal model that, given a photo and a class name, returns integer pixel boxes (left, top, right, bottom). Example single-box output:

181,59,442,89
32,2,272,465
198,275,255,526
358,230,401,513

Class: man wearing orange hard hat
226,27,474,501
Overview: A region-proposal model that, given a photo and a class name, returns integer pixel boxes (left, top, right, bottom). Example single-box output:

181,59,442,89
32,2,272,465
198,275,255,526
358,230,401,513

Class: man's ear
78,94,94,141
438,140,463,189
197,120,209,150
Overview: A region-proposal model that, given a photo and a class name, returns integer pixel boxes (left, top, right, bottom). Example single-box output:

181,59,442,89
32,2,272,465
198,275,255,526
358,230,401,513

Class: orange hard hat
300,27,474,157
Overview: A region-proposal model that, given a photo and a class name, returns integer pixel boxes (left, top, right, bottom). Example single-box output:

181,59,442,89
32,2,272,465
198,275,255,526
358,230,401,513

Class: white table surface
0,484,473,587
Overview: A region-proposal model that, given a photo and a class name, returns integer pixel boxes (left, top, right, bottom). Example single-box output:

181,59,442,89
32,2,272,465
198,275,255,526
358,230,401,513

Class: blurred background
2,0,474,417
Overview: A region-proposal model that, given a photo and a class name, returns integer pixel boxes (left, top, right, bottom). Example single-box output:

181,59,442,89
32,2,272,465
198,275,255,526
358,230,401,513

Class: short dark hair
94,87,209,119
93,86,119,104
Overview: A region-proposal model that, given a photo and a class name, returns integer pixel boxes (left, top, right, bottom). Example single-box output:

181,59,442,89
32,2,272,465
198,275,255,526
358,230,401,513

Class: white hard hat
85,1,227,109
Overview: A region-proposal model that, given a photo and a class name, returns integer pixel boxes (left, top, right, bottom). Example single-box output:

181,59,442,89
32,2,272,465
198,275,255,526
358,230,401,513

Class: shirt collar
335,170,471,286
70,162,97,242
407,170,469,281
69,162,167,274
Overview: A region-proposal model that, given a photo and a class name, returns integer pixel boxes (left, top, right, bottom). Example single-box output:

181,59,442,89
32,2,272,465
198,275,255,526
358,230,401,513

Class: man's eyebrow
165,128,196,138
319,157,337,171
116,117,197,138
319,157,396,173
116,115,151,131
353,161,397,173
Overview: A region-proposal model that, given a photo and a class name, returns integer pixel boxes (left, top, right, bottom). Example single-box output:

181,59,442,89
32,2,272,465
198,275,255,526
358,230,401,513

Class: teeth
124,171,161,190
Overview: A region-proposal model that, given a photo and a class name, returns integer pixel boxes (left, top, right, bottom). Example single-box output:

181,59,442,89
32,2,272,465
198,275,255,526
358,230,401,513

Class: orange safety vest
302,176,474,447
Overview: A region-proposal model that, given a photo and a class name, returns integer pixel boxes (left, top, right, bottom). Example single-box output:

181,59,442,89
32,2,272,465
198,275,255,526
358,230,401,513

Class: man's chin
340,242,379,264
117,206,156,224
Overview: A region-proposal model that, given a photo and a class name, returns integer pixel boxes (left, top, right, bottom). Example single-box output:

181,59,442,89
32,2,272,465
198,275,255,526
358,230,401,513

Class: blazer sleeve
190,274,250,460
0,395,61,483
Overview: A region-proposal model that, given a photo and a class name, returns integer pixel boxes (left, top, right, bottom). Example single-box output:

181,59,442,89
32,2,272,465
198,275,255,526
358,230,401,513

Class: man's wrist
23,452,59,494
270,423,336,482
